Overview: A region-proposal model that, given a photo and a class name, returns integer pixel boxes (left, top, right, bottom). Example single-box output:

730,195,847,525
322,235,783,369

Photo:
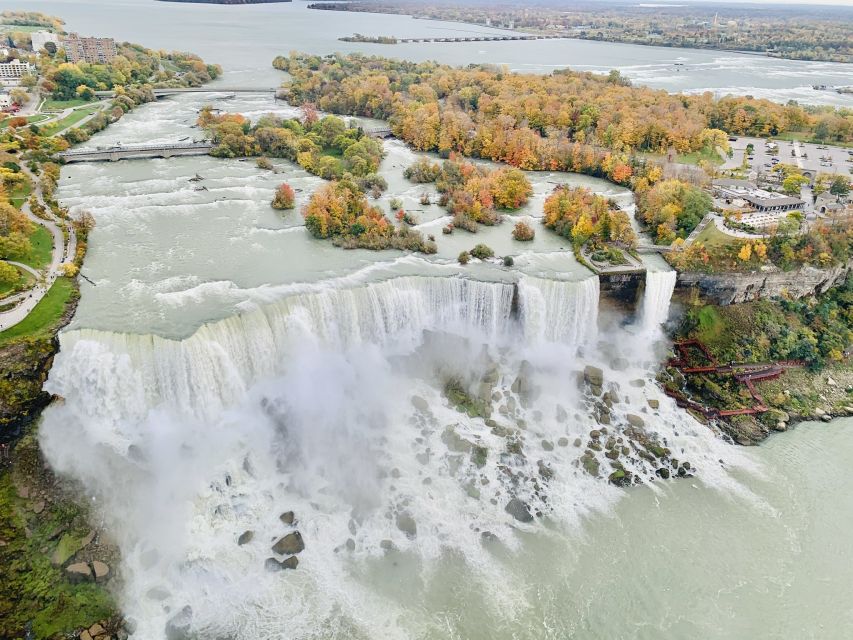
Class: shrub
512,221,535,241
470,243,494,260
503,255,514,267
389,197,403,211
272,183,296,209
458,251,470,265
256,156,274,170
404,157,441,183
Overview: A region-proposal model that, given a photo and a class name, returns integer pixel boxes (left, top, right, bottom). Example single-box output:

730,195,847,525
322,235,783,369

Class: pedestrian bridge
95,87,279,99
59,142,213,163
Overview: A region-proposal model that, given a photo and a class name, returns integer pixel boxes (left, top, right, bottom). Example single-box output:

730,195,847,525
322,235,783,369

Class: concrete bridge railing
59,142,214,163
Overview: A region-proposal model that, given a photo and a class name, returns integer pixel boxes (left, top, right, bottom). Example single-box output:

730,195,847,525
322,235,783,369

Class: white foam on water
40,272,756,639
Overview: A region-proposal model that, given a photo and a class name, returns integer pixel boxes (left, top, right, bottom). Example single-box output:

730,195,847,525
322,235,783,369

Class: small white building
31,31,61,53
0,93,11,108
0,60,34,87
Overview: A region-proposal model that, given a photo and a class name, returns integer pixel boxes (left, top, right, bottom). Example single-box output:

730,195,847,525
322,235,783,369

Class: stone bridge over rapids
94,87,279,99
59,142,214,163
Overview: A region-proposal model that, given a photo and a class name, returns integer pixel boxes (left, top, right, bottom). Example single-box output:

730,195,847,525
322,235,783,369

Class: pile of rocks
262,510,304,572
77,620,127,640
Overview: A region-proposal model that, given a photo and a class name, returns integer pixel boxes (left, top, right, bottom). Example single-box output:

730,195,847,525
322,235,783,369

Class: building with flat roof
713,178,805,229
62,33,117,64
31,31,61,53
0,60,34,87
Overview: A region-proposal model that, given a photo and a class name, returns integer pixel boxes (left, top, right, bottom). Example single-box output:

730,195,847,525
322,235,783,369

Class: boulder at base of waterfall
165,605,193,640
265,557,284,572
272,531,305,555
411,396,429,413
279,511,295,525
626,414,645,428
238,530,254,546
583,365,604,387
281,555,299,570
647,399,660,410
65,562,93,583
91,560,110,583
395,512,417,538
504,498,533,523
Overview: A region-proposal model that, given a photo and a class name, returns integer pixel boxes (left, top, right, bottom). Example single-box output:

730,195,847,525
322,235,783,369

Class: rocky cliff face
676,261,852,305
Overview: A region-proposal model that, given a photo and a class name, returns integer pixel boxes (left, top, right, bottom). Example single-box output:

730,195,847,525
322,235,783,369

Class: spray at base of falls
39,272,752,640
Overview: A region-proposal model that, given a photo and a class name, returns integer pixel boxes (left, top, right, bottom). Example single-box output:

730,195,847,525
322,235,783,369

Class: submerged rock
411,395,430,413
165,605,193,640
264,557,283,573
395,512,417,538
272,531,305,555
279,511,295,525
504,498,534,523
237,530,254,546
281,555,299,570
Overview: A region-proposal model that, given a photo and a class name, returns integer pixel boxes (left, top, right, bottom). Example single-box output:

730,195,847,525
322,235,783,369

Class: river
28,2,853,639
23,0,853,106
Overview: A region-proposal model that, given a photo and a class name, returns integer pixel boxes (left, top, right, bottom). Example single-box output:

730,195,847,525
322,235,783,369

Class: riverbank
664,277,853,445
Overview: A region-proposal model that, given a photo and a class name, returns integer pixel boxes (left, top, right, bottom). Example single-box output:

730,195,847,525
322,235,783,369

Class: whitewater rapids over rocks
40,270,752,639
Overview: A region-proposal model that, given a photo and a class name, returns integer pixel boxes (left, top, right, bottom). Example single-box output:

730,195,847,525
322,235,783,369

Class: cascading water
641,268,678,333
40,270,747,640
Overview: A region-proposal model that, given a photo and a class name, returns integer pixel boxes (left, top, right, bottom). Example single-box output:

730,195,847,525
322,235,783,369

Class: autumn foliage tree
303,179,436,253
272,183,296,209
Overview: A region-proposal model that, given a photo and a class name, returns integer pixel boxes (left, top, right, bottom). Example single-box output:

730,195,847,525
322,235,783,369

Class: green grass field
0,277,74,345
41,104,101,136
41,98,98,111
693,220,740,249
18,226,53,271
0,264,34,298
9,180,31,208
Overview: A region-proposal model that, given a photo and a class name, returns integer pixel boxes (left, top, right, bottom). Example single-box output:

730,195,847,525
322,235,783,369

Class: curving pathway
0,165,76,332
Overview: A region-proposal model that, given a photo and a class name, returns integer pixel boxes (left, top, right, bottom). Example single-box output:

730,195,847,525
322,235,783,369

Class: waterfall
518,276,599,345
641,269,677,332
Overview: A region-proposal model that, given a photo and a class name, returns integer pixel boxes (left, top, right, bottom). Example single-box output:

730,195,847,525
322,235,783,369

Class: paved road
0,165,74,332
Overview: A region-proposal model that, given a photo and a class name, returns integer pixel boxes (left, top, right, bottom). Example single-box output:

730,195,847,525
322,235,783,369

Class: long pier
95,87,278,99
59,142,213,163
396,35,568,44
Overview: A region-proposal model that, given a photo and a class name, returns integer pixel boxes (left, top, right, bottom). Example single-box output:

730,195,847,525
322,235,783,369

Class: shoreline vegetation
273,52,852,273
0,11,223,639
307,1,852,63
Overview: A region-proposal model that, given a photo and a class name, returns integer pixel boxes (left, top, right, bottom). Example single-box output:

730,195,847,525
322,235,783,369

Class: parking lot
722,136,853,178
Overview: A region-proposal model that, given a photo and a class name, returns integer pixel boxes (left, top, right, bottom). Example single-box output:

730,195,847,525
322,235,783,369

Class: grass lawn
9,179,31,208
0,264,35,298
17,226,53,271
0,277,74,345
693,220,741,249
676,146,726,166
41,104,101,136
41,98,98,111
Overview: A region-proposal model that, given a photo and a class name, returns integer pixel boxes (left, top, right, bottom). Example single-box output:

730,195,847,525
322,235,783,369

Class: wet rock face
504,498,534,523
272,531,305,555
676,262,851,305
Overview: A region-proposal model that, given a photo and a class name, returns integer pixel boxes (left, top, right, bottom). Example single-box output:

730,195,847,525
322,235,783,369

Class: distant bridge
95,87,279,99
636,244,674,254
59,142,213,163
366,127,393,139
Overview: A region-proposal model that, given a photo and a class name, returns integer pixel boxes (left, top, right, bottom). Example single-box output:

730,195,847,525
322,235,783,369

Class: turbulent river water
25,2,853,638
